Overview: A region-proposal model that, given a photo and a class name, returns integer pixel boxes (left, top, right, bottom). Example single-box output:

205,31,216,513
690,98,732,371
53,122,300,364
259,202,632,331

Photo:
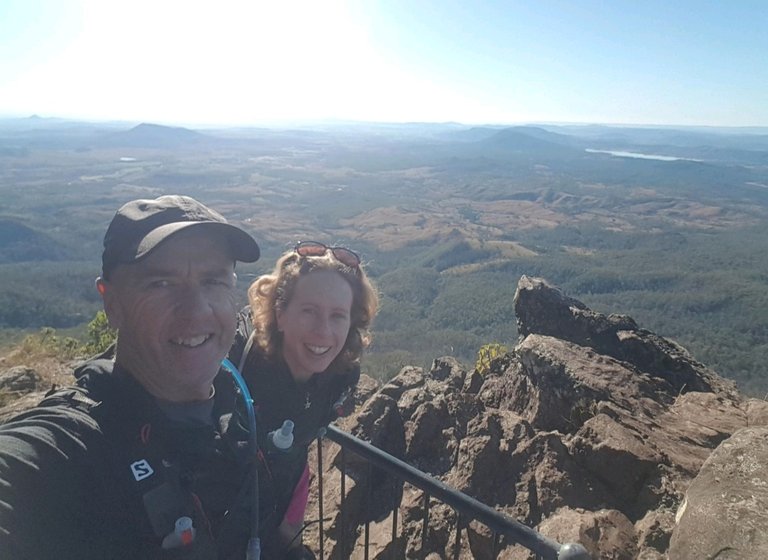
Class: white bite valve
270,419,295,450
161,516,196,549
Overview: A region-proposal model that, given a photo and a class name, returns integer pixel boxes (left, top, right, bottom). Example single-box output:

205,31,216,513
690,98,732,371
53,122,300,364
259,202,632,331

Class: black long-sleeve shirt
0,357,252,560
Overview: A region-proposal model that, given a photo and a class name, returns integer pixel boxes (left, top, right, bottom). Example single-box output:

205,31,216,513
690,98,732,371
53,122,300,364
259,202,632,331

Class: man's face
100,227,238,402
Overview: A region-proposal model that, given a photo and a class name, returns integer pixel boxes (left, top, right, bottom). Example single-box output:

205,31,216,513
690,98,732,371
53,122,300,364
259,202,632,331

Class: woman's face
276,270,353,382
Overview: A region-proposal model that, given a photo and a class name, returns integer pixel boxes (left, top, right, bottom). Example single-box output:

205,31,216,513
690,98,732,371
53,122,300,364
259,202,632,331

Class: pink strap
283,463,311,526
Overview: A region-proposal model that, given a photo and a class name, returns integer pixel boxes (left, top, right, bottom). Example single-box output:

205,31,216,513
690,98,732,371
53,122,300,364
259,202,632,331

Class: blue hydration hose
221,358,261,560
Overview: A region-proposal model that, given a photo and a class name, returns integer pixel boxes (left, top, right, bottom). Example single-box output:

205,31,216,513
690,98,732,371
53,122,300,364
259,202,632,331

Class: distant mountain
476,126,581,155
96,122,214,149
498,125,582,145
444,126,506,142
434,126,582,160
0,220,68,263
0,115,74,130
540,124,768,152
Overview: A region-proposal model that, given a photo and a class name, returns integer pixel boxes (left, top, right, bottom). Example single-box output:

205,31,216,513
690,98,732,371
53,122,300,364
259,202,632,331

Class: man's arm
0,406,102,559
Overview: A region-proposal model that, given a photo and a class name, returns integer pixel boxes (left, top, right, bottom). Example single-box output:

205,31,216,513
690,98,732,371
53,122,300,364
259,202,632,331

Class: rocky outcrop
0,365,47,422
514,275,734,396
0,365,42,392
0,356,74,422
306,276,768,559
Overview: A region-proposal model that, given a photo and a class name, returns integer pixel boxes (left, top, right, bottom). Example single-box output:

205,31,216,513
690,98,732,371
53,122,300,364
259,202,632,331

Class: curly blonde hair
247,248,379,372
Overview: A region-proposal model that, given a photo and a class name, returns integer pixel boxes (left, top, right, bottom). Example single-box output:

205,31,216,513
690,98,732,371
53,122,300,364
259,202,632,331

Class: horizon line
1,113,768,132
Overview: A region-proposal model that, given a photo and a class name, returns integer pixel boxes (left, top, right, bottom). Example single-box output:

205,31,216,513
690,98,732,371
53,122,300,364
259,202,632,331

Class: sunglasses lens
296,241,327,257
332,248,360,268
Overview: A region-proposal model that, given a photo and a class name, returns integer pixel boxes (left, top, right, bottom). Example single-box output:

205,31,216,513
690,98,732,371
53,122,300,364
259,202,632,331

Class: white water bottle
270,419,295,451
161,516,196,549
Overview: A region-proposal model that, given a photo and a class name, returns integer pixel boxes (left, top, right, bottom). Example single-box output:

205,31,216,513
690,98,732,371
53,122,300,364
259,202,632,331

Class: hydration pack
37,366,241,559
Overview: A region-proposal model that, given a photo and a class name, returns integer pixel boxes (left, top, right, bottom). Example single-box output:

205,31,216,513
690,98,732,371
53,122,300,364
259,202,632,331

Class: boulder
668,426,768,559
0,365,41,392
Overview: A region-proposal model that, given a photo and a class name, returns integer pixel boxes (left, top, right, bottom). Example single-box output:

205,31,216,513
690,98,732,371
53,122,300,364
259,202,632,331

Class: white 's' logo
130,459,154,481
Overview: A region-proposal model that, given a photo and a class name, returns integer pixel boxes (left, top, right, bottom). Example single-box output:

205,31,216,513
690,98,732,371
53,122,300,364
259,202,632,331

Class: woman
229,240,378,560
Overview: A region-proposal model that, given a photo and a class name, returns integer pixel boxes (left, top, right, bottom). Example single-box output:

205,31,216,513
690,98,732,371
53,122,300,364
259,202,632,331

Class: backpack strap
228,306,257,376
238,330,257,375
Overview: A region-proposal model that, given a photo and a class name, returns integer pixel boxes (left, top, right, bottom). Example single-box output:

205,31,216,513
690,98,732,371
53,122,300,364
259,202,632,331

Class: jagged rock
0,365,42,392
0,366,47,423
445,410,532,509
353,373,381,407
462,368,484,394
510,334,675,434
304,276,762,559
512,431,614,522
379,365,426,402
570,412,665,514
745,397,768,426
338,393,406,509
428,356,466,390
475,358,527,411
668,426,768,559
634,508,674,554
405,395,460,474
0,358,77,422
514,275,736,396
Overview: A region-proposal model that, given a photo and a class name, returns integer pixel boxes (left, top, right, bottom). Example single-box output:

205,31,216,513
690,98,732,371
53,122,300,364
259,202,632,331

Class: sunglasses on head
294,240,361,268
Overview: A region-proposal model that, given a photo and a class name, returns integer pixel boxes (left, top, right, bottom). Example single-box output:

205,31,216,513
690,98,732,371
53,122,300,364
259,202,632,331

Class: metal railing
313,425,591,559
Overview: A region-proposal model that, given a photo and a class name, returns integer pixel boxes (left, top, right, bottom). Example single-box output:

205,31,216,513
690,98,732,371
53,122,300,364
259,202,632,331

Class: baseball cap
101,195,260,279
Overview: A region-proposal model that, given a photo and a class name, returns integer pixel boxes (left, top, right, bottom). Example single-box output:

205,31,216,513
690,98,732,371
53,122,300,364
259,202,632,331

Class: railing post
421,491,431,559
339,445,347,559
452,513,462,560
390,478,399,560
364,462,371,560
317,436,324,560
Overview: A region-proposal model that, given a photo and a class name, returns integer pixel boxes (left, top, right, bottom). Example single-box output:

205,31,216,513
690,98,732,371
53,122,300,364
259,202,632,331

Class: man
0,195,261,559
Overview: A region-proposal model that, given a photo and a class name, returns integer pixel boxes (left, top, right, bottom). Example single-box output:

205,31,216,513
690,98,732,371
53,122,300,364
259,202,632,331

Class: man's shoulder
0,388,108,518
0,386,107,453
0,357,121,446
0,359,137,560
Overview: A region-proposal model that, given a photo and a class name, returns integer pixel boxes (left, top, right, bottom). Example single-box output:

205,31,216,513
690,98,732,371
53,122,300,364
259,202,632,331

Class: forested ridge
1,118,767,395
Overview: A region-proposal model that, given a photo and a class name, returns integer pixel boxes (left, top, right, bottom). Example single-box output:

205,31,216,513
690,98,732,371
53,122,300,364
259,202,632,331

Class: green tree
82,310,116,355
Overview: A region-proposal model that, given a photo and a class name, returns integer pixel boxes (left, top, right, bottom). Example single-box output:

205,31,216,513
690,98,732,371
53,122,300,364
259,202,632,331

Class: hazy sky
1,0,766,127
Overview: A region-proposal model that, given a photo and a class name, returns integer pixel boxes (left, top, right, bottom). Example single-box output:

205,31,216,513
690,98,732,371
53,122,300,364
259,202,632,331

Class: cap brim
136,221,260,263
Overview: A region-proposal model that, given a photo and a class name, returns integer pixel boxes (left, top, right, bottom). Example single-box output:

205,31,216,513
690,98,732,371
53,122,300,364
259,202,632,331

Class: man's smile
171,334,213,348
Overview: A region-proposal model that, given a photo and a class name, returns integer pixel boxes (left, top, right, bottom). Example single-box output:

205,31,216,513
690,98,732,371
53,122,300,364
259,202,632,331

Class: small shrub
14,327,82,362
475,343,509,375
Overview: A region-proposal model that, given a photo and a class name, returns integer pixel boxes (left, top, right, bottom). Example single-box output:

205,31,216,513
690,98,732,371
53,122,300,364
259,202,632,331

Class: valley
1,118,767,394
